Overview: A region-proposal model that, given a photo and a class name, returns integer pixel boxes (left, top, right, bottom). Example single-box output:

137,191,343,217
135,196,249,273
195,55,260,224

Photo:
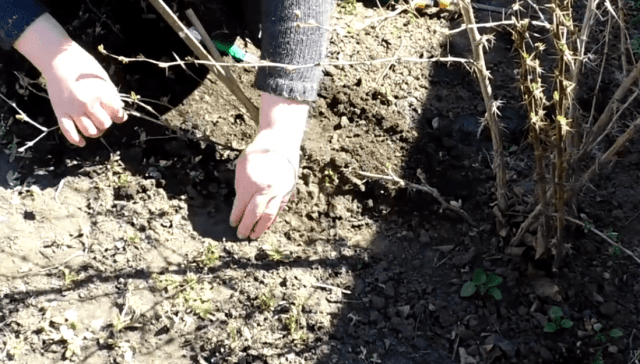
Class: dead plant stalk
512,17,550,257
355,170,476,225
459,0,508,218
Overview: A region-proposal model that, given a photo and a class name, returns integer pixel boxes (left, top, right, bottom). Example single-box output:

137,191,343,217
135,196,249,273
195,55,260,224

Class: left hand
230,93,308,239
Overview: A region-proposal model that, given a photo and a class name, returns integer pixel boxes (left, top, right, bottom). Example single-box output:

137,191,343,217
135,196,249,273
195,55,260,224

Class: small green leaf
486,274,503,288
472,269,487,285
488,287,502,300
478,285,487,295
560,319,573,329
549,306,563,319
544,322,558,332
593,323,602,332
461,282,477,297
595,333,606,342
609,328,623,338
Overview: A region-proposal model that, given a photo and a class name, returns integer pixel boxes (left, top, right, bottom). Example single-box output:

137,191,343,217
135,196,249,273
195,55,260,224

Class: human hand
14,13,126,147
230,93,309,239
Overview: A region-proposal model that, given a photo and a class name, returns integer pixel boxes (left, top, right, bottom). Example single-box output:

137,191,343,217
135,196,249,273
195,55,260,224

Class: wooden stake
147,0,259,124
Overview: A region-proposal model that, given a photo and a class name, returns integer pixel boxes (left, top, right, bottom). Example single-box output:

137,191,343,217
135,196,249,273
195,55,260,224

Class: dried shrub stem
459,0,508,218
512,16,551,255
550,0,578,269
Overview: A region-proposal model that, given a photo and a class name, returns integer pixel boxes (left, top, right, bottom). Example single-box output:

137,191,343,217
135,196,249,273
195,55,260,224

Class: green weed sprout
543,306,573,332
591,324,623,364
460,269,503,300
593,323,623,343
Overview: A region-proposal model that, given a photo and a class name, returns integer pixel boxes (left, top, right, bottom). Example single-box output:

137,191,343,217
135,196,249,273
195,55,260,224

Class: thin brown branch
587,15,612,128
99,46,472,70
355,170,476,226
591,87,639,149
375,37,405,85
618,0,628,75
446,19,551,35
563,215,640,265
123,108,243,151
567,0,599,152
575,61,640,163
510,204,543,246
569,118,640,201
0,92,59,153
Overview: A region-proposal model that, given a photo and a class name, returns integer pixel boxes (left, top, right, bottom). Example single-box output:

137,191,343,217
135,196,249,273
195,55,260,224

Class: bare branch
355,170,476,225
99,46,472,69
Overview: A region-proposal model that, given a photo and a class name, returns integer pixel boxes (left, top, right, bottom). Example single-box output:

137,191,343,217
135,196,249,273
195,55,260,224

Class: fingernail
237,233,246,240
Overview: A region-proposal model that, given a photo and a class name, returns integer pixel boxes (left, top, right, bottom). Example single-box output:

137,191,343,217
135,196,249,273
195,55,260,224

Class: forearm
259,92,308,140
13,13,75,77
256,0,334,102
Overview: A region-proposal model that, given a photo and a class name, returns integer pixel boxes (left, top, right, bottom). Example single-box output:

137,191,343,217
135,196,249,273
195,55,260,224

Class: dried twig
564,215,640,265
446,19,550,35
375,37,405,85
569,118,640,201
0,92,59,153
146,0,259,123
510,204,543,246
123,108,242,151
86,0,124,38
312,283,352,295
575,62,640,164
587,15,612,128
355,170,476,225
567,0,599,152
591,87,639,149
54,177,67,203
355,6,406,30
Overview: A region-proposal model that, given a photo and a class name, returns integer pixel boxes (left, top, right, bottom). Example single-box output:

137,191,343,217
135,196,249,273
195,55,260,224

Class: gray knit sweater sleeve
256,0,334,102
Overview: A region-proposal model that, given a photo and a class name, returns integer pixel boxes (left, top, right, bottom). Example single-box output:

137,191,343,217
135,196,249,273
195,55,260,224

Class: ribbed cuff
256,0,334,102
0,0,48,50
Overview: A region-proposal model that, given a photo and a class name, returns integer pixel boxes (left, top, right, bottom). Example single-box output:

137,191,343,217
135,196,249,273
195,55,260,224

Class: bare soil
1,1,640,364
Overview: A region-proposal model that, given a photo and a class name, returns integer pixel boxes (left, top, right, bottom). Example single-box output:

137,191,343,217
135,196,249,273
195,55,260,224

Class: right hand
14,13,126,147
44,42,126,146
